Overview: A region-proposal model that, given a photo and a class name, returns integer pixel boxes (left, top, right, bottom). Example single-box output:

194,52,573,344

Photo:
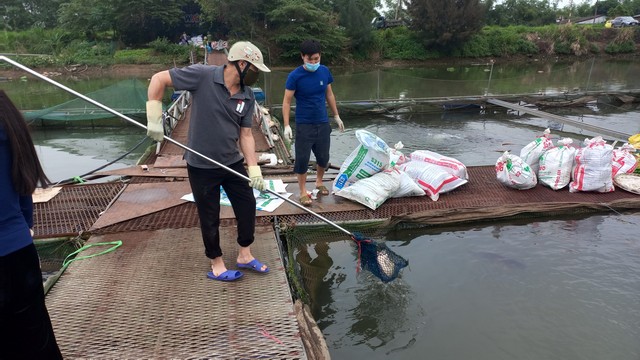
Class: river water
3,58,640,358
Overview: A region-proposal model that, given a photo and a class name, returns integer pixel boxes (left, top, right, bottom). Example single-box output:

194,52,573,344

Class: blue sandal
237,259,269,273
207,270,243,281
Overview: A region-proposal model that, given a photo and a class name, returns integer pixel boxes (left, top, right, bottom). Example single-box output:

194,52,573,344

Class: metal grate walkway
45,225,306,359
33,183,126,238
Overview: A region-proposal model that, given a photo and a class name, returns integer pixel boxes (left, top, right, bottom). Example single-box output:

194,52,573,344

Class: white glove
146,100,164,142
284,125,293,142
334,115,345,132
30,228,34,237
248,165,265,191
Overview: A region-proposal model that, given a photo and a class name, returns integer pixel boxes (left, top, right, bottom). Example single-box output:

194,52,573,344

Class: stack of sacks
520,128,553,174
332,130,403,193
570,136,614,193
496,151,537,190
538,138,576,190
334,130,419,210
612,143,637,177
336,168,400,210
335,167,425,210
398,150,468,201
333,131,468,208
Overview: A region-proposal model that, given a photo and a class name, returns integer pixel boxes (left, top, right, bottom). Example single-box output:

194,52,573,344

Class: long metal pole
0,56,353,236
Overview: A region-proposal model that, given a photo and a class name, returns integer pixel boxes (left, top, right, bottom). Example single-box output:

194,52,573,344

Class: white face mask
304,62,320,72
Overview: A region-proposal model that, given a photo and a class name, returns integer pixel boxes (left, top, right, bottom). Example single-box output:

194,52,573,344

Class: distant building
557,15,607,25
575,15,607,24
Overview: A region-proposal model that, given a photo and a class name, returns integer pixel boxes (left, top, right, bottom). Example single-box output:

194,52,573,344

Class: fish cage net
276,219,410,305
35,237,83,274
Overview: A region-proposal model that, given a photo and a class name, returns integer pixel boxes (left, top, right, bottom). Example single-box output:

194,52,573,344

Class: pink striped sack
409,150,468,180
538,138,576,190
399,161,467,201
612,143,637,177
570,136,614,193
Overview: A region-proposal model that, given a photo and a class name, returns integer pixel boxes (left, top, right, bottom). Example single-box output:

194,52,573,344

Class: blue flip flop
207,270,243,282
237,259,269,273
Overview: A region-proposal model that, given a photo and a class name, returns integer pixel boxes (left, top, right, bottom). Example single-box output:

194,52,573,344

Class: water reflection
31,127,151,182
295,240,417,352
304,214,640,359
296,242,337,323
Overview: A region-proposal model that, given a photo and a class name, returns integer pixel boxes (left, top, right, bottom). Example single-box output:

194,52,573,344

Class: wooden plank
96,166,188,178
89,181,191,230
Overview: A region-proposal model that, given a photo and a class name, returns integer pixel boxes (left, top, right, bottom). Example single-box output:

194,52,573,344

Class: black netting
23,79,148,121
35,237,83,274
352,232,409,283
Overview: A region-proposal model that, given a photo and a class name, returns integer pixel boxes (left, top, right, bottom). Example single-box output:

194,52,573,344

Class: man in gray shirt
146,41,271,281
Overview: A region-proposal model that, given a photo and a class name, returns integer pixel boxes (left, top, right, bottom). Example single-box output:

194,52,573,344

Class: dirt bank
0,53,632,80
0,63,169,80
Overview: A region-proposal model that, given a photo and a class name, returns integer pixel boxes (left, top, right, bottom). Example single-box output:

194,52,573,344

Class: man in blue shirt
282,39,345,206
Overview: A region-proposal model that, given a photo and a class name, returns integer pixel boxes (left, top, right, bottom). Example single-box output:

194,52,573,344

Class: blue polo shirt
0,124,34,256
285,65,333,124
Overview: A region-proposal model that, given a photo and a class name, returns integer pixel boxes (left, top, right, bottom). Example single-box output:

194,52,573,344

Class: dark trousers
187,162,256,259
294,122,332,174
0,243,63,359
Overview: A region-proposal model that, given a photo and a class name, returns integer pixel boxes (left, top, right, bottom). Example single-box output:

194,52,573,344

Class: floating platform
33,91,640,359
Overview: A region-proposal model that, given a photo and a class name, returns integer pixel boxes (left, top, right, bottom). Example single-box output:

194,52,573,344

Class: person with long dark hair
0,90,63,359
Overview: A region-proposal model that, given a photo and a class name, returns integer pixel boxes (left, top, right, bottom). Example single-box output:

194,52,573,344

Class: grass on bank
0,24,638,70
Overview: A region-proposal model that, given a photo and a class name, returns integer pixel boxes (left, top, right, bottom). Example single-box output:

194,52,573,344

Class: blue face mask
304,62,320,72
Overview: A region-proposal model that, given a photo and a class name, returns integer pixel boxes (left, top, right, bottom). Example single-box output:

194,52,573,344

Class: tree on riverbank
1,0,640,69
408,0,486,51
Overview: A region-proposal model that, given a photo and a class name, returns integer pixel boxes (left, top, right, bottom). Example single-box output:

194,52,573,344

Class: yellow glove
248,165,265,191
334,115,345,132
146,100,164,142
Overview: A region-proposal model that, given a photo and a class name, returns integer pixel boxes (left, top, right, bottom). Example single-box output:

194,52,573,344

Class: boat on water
337,95,415,116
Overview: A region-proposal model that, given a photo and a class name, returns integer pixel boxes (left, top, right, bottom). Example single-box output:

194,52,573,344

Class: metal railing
157,90,191,154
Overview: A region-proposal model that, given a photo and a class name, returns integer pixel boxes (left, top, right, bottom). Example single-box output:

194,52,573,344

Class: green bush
605,27,637,54
459,34,491,57
57,40,114,65
113,48,154,64
604,41,636,53
8,55,59,68
374,27,438,60
0,28,77,54
554,41,572,54
462,26,538,57
148,37,191,58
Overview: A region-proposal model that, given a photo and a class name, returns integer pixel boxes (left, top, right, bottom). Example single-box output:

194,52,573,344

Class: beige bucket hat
227,41,271,72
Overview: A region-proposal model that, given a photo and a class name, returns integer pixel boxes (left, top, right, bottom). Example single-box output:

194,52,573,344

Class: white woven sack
335,169,401,210
570,136,614,193
400,161,468,201
538,138,576,190
332,130,391,193
519,128,553,174
496,151,537,190
391,168,426,198
409,149,468,180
